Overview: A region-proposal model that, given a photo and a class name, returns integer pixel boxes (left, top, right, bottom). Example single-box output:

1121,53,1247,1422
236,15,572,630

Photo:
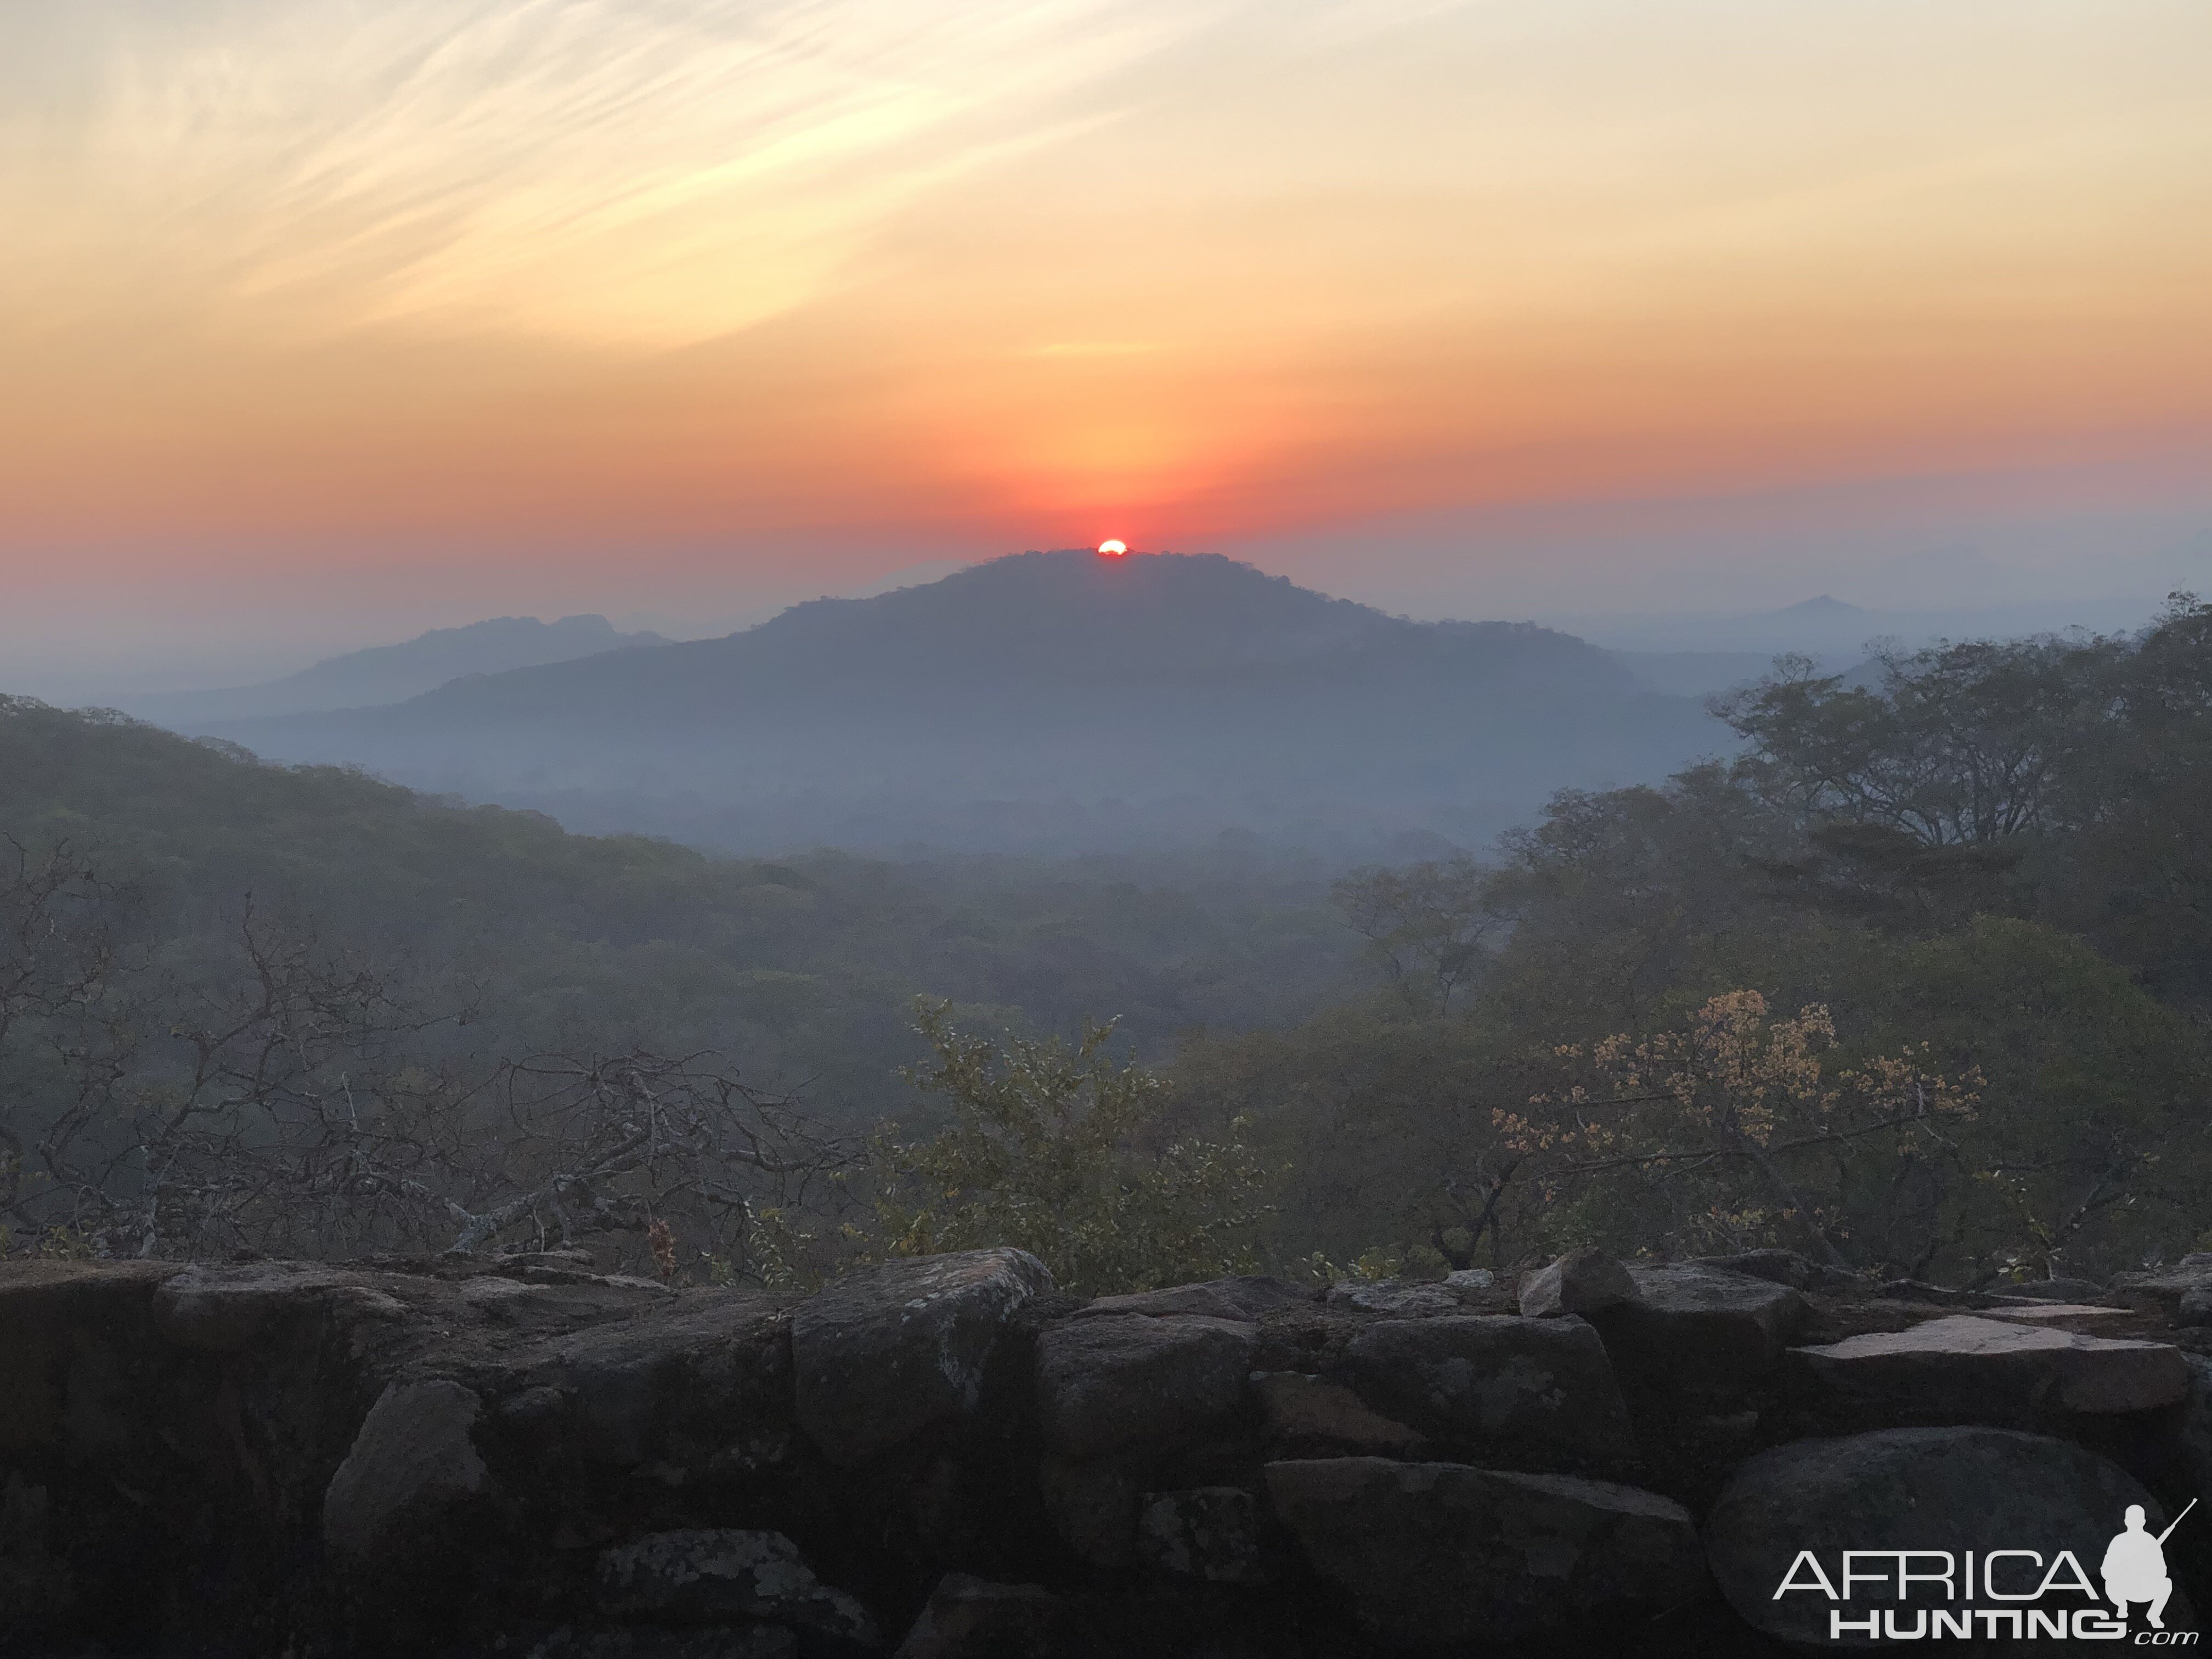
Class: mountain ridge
113,613,669,724
164,550,1727,856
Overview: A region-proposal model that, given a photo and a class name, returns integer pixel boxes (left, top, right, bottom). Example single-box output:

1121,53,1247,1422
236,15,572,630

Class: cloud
1,0,1215,347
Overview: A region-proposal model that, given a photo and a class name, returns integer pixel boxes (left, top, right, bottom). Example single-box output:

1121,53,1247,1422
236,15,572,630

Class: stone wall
2,1246,2209,1656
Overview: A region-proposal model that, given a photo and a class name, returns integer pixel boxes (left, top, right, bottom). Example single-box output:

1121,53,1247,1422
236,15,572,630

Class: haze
4,0,2209,699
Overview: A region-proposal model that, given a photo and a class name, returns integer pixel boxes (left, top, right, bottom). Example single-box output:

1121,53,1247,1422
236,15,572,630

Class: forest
3,595,2209,1293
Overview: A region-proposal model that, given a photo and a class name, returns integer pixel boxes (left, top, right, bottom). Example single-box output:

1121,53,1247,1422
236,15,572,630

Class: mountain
113,613,669,724
182,551,1730,855
1559,591,2177,661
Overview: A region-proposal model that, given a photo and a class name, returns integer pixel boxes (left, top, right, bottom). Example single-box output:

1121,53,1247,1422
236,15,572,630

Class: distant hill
184,551,1729,855
1559,592,2175,659
114,614,669,723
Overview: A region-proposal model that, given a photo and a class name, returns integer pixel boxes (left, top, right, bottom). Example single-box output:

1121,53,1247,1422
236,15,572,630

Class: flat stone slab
1588,1265,1805,1396
1980,1302,2131,1323
1793,1314,2191,1413
792,1248,1052,1466
1267,1457,1703,1646
1034,1314,1257,1459
1252,1371,1425,1451
1079,1275,1309,1321
1333,1314,1633,1465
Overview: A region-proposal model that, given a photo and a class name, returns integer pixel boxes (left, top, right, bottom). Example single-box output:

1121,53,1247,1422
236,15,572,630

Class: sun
1097,539,1127,556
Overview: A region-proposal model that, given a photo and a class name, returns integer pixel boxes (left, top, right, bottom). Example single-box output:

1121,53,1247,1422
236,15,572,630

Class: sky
3,0,2209,695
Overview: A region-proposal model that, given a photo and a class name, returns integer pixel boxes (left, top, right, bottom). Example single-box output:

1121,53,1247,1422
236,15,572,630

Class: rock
153,1261,405,1352
531,1627,798,1659
1326,1279,1462,1316
1443,1267,1494,1290
1792,1314,2191,1414
1994,1277,2108,1302
1251,1371,1425,1451
1032,1313,1255,1460
596,1530,879,1650
2182,1285,2212,1328
1266,1457,1703,1647
1334,1314,1632,1467
792,1249,1052,1466
1980,1302,2131,1324
511,1293,791,1471
1705,1426,2184,1647
1516,1247,1638,1319
1588,1265,1805,1396
1078,1275,1309,1321
892,1575,1063,1659
1875,1278,1993,1308
2166,1354,2212,1502
323,1379,489,1559
1136,1487,1266,1583
1690,1248,1826,1290
2112,1259,2212,1306
1037,1455,1141,1569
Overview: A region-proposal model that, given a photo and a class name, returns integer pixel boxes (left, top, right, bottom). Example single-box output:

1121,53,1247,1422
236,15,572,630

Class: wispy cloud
3,0,1217,346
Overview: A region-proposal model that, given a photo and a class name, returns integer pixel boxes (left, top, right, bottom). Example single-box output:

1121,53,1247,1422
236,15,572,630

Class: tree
1332,855,1502,1015
870,1000,1272,1295
0,843,842,1273
1493,990,1979,1267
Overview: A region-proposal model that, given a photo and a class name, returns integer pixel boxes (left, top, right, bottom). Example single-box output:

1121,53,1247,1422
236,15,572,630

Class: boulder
792,1249,1052,1466
1136,1487,1266,1583
1705,1427,2183,1647
1032,1313,1256,1460
1690,1248,1833,1290
1328,1280,1461,1316
323,1379,489,1559
1037,1455,1141,1569
1980,1302,2132,1325
1078,1275,1308,1321
2113,1257,2212,1313
501,1293,792,1471
1791,1314,2191,1414
1516,1247,1638,1319
2169,1354,2212,1502
596,1530,879,1650
2182,1285,2212,1328
1251,1371,1425,1452
1876,1279,1994,1308
1334,1315,1633,1466
0,1260,178,1455
1266,1457,1703,1648
1994,1277,2108,1302
153,1261,408,1353
1587,1265,1805,1396
892,1575,1063,1659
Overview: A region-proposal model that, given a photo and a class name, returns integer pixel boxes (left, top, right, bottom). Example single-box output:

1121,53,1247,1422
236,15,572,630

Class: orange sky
2,0,2209,686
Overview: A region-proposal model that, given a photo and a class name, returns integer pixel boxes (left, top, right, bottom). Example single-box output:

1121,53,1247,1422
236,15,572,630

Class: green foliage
871,1001,1273,1295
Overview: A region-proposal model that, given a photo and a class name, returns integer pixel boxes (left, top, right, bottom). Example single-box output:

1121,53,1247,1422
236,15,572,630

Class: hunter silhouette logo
2106,1500,2195,1632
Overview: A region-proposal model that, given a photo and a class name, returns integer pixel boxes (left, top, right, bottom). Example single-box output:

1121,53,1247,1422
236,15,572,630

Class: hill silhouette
183,551,1726,854
116,613,668,724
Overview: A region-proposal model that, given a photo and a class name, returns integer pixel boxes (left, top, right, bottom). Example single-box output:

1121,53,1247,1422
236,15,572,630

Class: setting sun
1097,539,1127,556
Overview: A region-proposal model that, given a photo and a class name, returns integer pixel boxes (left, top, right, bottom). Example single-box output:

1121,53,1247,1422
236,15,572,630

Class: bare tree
1333,855,1504,1015
2,852,847,1279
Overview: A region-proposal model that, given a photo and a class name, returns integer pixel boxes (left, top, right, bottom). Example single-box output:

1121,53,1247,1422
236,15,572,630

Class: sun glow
1097,539,1127,556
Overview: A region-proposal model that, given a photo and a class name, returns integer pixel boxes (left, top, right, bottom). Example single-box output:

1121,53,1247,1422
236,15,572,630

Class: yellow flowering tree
1494,991,1979,1266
